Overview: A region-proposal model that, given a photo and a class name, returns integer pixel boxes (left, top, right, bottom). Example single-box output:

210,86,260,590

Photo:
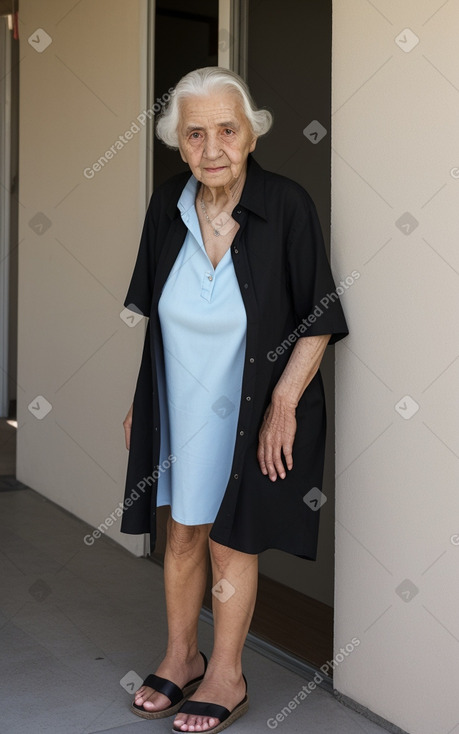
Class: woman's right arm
123,403,133,450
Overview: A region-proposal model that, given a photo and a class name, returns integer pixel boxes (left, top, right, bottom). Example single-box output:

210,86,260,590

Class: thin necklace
199,175,244,237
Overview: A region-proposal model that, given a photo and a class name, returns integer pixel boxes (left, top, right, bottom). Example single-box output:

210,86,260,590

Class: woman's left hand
257,400,297,481
257,335,330,481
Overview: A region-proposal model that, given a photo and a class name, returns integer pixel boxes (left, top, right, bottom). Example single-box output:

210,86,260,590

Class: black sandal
131,651,208,719
172,675,248,733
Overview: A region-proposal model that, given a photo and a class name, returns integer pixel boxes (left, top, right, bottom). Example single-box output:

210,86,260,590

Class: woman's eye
190,132,201,139
224,129,234,136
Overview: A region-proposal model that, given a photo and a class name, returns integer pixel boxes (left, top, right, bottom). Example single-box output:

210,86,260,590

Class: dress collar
177,174,199,216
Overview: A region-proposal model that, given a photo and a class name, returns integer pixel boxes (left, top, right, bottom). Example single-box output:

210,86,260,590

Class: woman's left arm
257,334,331,482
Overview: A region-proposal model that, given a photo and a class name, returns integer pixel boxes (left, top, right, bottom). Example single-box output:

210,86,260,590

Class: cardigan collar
237,154,268,221
165,154,267,222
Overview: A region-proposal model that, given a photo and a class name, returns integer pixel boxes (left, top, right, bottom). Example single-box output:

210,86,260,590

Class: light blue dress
156,175,247,525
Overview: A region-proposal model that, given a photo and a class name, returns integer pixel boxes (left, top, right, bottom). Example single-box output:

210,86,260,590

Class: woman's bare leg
133,515,211,712
173,539,258,731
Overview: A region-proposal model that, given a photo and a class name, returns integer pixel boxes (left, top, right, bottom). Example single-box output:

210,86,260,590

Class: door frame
0,18,12,418
144,0,248,207
142,0,336,688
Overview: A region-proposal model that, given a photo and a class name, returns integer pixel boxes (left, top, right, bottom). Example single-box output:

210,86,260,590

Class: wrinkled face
177,91,257,189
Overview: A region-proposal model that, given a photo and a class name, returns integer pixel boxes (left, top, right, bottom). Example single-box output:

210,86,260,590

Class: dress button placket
201,271,215,300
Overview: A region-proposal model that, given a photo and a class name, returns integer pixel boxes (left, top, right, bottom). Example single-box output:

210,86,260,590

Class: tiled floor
0,477,390,734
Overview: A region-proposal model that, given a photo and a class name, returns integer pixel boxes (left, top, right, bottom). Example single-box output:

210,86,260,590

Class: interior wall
17,0,148,555
333,2,459,732
247,0,335,606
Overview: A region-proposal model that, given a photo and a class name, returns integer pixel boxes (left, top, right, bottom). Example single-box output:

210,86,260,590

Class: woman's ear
249,136,258,153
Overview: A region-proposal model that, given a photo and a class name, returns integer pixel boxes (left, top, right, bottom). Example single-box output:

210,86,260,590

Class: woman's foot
133,651,206,714
173,668,247,732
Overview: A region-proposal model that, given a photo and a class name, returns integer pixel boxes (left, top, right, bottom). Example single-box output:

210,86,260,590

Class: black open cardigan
120,155,349,559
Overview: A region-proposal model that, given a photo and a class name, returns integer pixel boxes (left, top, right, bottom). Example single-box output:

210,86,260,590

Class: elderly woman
121,67,348,733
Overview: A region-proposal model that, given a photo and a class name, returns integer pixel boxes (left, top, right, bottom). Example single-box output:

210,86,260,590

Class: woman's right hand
123,403,133,450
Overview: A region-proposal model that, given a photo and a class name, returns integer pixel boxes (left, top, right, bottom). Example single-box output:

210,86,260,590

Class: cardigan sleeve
287,187,349,345
123,194,156,317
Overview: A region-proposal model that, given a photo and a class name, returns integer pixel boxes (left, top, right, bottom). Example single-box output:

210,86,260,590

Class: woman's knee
209,538,258,575
208,538,241,574
167,518,210,557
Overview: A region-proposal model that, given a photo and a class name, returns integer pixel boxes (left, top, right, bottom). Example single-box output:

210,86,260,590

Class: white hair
156,66,273,149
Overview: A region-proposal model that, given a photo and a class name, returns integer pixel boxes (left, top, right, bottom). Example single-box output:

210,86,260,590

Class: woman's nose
203,134,222,159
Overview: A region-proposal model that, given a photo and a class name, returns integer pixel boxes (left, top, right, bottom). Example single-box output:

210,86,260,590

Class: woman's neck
200,166,247,210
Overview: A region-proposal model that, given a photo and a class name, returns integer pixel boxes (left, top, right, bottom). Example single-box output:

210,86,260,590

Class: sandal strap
178,700,231,721
141,673,183,706
139,652,208,707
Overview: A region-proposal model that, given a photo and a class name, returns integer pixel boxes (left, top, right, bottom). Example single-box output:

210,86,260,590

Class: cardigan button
244,283,248,289
246,396,251,401
234,247,239,254
233,473,239,480
249,357,255,363
239,430,245,436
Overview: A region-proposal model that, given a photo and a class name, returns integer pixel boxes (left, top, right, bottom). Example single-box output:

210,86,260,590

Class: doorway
149,0,334,675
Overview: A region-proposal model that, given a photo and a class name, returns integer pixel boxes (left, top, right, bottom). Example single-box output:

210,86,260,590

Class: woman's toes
173,714,198,731
183,715,197,730
134,688,170,712
173,715,188,731
204,718,219,731
173,714,219,732
134,686,146,701
134,686,156,706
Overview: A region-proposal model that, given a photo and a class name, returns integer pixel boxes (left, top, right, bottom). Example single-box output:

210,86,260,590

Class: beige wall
333,2,459,732
17,0,148,555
